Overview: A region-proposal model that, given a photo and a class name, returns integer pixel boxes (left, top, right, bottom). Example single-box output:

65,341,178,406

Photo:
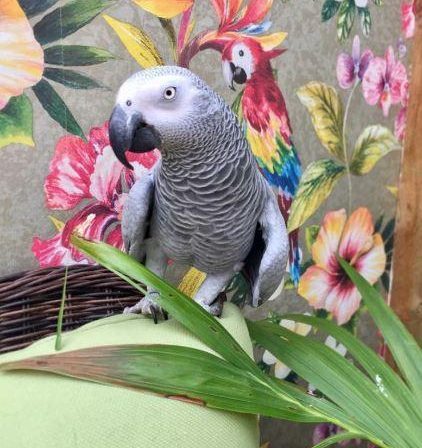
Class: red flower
32,122,160,267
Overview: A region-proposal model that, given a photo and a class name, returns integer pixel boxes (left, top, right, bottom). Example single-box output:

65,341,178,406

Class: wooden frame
389,0,422,342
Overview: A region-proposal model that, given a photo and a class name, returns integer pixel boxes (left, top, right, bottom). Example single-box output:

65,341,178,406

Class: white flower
308,336,347,393
325,335,347,357
262,316,312,379
355,0,368,7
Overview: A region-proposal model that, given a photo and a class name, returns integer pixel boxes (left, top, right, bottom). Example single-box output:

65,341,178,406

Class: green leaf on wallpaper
321,0,341,22
0,95,34,149
44,67,104,90
287,160,345,232
231,90,244,118
44,45,116,66
103,15,164,69
297,82,344,161
358,7,372,37
32,79,85,140
33,0,116,46
305,225,320,253
350,125,399,175
337,0,356,41
19,0,60,18
225,272,250,306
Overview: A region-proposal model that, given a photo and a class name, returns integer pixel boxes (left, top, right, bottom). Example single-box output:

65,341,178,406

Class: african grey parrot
108,66,289,319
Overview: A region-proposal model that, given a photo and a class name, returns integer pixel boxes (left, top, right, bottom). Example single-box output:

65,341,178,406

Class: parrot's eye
163,87,176,100
239,50,244,57
126,100,132,107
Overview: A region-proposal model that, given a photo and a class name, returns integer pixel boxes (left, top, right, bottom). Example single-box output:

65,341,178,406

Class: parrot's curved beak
222,60,247,91
109,105,161,169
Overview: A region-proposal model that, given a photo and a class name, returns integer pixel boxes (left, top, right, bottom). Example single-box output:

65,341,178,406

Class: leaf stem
342,81,359,214
55,266,68,351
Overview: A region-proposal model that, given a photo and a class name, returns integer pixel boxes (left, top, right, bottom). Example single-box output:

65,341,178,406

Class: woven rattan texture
0,265,140,354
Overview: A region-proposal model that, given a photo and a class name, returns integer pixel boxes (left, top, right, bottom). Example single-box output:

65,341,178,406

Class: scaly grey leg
123,239,168,321
192,270,235,316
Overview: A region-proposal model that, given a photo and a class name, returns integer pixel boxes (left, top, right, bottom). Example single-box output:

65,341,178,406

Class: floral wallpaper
0,0,415,446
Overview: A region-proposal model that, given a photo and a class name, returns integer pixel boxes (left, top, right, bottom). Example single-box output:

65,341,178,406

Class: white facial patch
116,73,198,128
230,43,254,79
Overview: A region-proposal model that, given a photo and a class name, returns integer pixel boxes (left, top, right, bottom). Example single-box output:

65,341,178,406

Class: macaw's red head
221,36,286,90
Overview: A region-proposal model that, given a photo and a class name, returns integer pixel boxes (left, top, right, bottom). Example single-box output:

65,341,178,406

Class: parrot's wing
244,188,289,307
121,166,157,261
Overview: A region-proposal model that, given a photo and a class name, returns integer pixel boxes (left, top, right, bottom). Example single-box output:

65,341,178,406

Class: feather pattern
238,69,302,284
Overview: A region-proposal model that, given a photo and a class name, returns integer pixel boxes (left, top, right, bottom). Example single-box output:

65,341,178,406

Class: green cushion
0,304,259,448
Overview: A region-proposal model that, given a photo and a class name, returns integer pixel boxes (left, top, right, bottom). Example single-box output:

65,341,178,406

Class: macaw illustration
180,0,302,285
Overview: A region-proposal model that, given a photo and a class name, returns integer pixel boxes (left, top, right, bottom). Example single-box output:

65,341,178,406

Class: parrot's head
221,37,285,90
109,66,220,168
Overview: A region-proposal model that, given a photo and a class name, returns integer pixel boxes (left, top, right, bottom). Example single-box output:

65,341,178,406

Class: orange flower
0,0,44,109
298,208,386,325
132,0,193,19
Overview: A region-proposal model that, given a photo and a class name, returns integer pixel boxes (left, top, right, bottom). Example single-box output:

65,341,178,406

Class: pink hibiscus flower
298,208,386,325
337,35,373,89
32,122,160,267
402,1,416,39
362,46,408,117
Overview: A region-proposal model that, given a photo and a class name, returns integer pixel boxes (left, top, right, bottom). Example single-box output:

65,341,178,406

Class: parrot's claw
123,292,167,323
195,294,225,317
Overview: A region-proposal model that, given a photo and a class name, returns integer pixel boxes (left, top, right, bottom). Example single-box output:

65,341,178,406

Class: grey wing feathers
248,188,289,307
121,167,156,261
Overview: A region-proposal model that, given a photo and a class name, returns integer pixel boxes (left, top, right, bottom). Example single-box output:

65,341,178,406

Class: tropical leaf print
103,15,164,68
358,7,372,37
350,125,399,175
288,159,346,232
321,0,341,22
32,79,85,139
0,95,34,149
43,67,104,90
320,0,384,41
337,0,356,42
43,45,115,66
297,82,344,161
18,0,60,19
33,0,117,45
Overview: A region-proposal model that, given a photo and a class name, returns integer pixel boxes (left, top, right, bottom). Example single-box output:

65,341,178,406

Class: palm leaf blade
282,313,422,424
0,345,317,421
339,258,422,404
247,319,406,448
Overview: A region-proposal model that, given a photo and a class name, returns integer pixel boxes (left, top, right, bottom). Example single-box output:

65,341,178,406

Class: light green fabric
0,304,259,447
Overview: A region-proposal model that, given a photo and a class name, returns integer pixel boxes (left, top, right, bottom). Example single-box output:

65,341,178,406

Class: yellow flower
0,0,44,109
132,0,193,19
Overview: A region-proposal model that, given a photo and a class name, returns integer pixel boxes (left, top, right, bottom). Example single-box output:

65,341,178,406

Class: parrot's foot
195,293,226,317
123,292,168,323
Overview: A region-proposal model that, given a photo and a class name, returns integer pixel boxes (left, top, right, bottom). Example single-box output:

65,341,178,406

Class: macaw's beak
109,105,161,169
231,63,247,86
222,60,248,91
